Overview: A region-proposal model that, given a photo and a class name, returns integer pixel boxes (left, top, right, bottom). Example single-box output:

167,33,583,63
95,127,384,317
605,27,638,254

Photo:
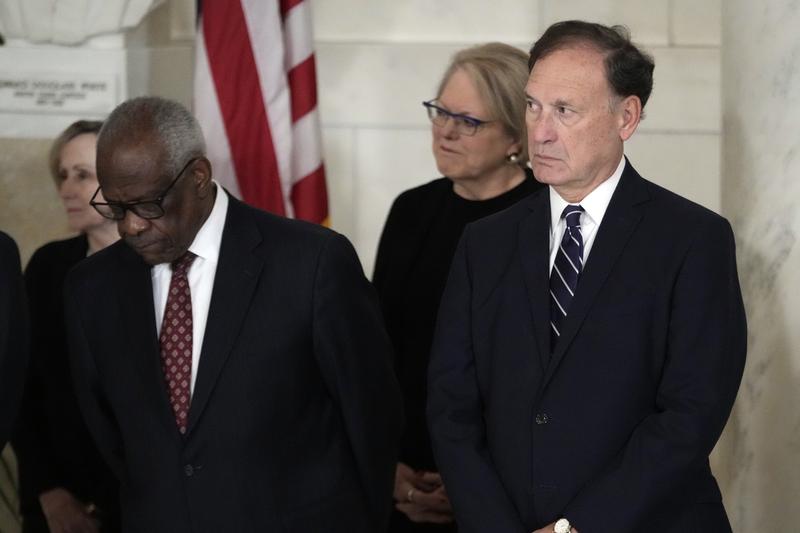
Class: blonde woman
14,121,119,533
373,43,544,532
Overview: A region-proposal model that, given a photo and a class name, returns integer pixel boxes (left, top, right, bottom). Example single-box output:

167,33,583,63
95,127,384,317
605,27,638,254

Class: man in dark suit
65,96,403,533
1,231,28,447
427,21,746,533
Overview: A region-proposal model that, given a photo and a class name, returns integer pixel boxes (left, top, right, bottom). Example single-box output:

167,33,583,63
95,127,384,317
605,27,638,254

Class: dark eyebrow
553,99,573,108
525,94,544,109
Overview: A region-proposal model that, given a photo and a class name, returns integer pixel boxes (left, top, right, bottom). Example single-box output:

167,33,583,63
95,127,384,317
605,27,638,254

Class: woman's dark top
13,235,120,532
373,169,543,532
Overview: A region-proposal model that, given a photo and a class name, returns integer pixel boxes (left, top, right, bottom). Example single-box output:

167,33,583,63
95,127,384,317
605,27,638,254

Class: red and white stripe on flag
194,0,329,225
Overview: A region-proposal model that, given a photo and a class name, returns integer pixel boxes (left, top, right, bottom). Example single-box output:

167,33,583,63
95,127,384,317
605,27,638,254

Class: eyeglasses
422,100,492,136
90,157,200,221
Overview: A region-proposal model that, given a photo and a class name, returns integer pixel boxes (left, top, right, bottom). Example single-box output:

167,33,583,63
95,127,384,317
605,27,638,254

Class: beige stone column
716,1,800,530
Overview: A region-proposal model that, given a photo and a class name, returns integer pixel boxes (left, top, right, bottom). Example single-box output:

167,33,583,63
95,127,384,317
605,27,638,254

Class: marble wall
0,0,722,271
716,1,800,530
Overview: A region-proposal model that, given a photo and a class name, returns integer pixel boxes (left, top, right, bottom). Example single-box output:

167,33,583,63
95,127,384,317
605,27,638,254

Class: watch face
554,518,571,533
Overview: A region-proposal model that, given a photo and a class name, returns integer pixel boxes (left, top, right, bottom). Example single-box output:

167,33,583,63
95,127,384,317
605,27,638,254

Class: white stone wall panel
313,0,540,44
540,0,670,45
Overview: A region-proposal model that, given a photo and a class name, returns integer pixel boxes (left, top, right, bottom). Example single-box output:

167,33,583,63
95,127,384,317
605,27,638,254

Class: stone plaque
0,71,117,114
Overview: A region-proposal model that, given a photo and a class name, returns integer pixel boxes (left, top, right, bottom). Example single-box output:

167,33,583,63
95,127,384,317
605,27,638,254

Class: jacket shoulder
454,187,547,294
0,232,21,278
64,239,128,295
26,235,86,272
0,231,19,262
467,185,547,244
229,199,358,273
235,199,340,245
640,176,731,233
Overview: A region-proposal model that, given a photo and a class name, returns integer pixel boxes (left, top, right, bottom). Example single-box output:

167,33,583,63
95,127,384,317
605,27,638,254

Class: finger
71,518,95,533
65,513,97,533
46,520,65,533
392,483,407,502
396,466,421,484
407,489,451,512
395,462,416,478
419,471,443,485
393,478,416,502
394,467,428,501
396,484,416,503
427,488,453,512
431,484,450,499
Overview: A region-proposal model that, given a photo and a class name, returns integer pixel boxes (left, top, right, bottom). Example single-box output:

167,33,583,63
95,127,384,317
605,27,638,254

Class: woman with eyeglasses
13,120,120,533
373,43,545,532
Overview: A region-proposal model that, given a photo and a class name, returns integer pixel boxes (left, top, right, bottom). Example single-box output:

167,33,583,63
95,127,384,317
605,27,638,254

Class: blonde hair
436,42,530,165
49,120,103,184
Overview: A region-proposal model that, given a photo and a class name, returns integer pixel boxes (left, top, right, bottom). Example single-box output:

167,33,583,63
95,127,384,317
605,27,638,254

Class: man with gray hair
65,96,402,532
428,21,746,533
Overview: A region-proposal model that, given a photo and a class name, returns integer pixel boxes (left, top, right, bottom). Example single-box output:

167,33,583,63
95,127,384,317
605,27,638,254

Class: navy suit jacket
65,194,403,533
427,162,746,532
0,231,28,447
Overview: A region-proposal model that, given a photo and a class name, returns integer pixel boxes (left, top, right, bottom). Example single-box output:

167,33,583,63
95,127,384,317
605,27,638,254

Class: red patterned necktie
159,251,197,434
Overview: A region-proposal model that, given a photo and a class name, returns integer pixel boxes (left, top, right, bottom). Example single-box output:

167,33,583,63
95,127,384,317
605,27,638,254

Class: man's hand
39,487,100,533
393,462,454,524
532,522,579,533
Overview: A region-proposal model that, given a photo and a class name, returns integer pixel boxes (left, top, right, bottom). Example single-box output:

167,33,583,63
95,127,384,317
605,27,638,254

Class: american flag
194,0,328,224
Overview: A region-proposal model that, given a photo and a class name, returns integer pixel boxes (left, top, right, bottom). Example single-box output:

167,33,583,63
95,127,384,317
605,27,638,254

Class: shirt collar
187,181,228,264
549,154,626,230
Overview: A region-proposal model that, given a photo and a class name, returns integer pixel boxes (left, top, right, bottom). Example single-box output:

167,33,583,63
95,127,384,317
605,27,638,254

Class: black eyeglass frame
422,100,493,136
89,157,201,221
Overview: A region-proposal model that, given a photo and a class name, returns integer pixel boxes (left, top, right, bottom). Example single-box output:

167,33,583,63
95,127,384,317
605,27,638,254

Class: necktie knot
562,205,584,230
171,252,196,277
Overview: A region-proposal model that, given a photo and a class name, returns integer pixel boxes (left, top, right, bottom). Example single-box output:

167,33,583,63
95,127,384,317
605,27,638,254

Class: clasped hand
393,462,454,524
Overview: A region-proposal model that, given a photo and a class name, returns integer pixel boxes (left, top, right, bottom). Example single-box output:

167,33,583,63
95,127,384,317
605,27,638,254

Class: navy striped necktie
550,205,584,351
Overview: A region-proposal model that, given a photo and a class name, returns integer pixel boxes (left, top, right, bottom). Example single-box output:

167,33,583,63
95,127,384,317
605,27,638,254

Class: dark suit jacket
65,195,403,533
427,162,746,533
14,235,120,532
0,231,28,448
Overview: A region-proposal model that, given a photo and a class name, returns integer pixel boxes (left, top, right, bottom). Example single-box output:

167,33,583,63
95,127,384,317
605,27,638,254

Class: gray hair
98,96,206,177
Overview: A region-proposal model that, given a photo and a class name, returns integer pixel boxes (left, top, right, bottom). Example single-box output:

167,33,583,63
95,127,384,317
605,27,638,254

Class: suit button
535,413,549,425
184,464,194,477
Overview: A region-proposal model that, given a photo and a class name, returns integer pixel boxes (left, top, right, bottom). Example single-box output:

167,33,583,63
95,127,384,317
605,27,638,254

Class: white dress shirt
548,155,625,272
152,183,229,395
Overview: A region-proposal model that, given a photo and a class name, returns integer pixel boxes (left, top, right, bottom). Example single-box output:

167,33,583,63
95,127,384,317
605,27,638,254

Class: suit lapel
187,197,263,433
542,162,651,387
518,191,552,373
115,246,178,435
